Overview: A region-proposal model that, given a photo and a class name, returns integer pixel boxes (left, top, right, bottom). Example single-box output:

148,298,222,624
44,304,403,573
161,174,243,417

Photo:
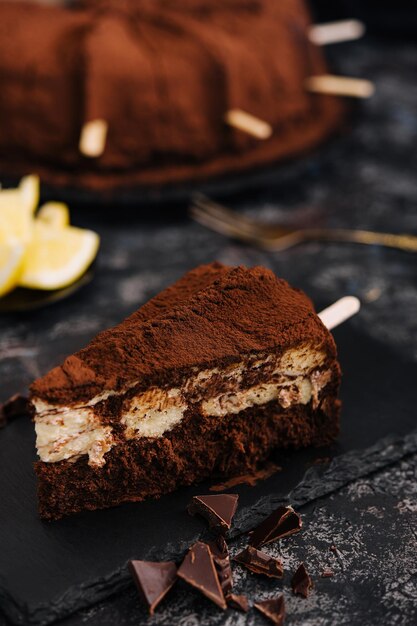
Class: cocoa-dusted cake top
31,263,334,405
0,0,343,190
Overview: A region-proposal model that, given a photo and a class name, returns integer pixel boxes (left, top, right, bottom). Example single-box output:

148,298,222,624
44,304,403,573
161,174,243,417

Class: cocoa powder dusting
30,263,336,406
0,1,343,191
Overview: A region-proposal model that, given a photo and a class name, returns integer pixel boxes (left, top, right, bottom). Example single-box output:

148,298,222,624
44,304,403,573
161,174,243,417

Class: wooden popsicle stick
318,296,361,331
309,19,365,46
225,109,272,140
79,119,108,158
305,75,375,99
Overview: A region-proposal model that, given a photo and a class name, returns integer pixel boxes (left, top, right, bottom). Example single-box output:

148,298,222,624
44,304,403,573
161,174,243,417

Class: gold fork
190,194,417,253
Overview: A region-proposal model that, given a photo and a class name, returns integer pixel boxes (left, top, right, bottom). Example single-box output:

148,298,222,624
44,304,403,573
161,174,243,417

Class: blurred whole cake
0,0,343,191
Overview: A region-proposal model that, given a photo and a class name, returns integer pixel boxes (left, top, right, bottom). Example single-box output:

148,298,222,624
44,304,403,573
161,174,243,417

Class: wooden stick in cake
79,119,108,158
309,19,365,46
318,296,361,331
305,75,375,99
225,109,272,140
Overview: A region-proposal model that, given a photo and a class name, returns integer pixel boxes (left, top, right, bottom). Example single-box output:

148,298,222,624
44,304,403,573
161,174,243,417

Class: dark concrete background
0,35,416,625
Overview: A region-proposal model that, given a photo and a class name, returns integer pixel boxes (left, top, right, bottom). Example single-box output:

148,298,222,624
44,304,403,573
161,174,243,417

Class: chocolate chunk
207,536,233,594
254,594,286,625
177,541,227,609
207,535,229,562
321,567,334,578
234,546,283,578
291,562,313,597
128,560,177,615
249,505,302,548
227,593,250,612
0,394,31,428
188,494,239,533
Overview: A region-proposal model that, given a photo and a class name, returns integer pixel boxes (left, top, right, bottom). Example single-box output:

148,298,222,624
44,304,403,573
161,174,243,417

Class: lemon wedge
0,175,40,246
37,202,70,229
0,242,26,297
19,222,100,290
19,175,40,215
0,175,39,215
0,175,99,295
0,200,33,246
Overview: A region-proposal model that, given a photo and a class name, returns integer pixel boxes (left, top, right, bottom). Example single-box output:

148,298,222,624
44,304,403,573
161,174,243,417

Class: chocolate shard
254,594,286,625
0,394,31,428
227,593,250,612
291,562,313,598
321,567,334,578
249,505,302,548
188,494,239,533
234,546,283,578
128,559,177,615
177,541,227,610
207,536,233,595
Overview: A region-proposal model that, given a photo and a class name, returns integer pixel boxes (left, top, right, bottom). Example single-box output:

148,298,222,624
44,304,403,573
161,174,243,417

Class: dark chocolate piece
234,546,283,578
0,394,30,428
207,536,233,594
188,494,238,533
177,541,227,610
249,505,302,548
321,567,334,578
254,595,286,625
291,562,313,597
227,593,250,612
128,560,177,615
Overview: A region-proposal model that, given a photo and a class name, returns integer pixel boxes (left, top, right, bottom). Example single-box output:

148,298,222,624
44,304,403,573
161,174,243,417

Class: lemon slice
0,175,40,247
0,242,26,297
19,222,100,290
19,175,40,215
0,174,39,215
0,199,33,246
37,202,70,229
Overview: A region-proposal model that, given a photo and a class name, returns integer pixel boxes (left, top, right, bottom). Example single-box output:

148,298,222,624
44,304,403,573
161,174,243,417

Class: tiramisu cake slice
31,263,341,520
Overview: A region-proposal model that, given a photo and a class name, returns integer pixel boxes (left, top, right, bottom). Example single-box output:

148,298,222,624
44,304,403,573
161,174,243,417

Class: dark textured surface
0,35,417,625
52,451,417,626
2,324,414,625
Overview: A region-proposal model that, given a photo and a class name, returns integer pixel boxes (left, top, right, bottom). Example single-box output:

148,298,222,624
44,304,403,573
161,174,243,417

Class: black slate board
0,321,416,626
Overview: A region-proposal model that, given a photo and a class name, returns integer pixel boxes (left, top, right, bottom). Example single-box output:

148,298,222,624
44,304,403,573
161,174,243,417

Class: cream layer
34,345,331,467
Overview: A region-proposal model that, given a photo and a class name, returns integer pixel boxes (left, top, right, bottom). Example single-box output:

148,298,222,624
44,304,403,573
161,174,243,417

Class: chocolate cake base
36,393,340,521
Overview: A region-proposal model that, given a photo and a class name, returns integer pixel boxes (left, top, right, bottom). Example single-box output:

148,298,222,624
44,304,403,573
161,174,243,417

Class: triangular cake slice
31,263,341,520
